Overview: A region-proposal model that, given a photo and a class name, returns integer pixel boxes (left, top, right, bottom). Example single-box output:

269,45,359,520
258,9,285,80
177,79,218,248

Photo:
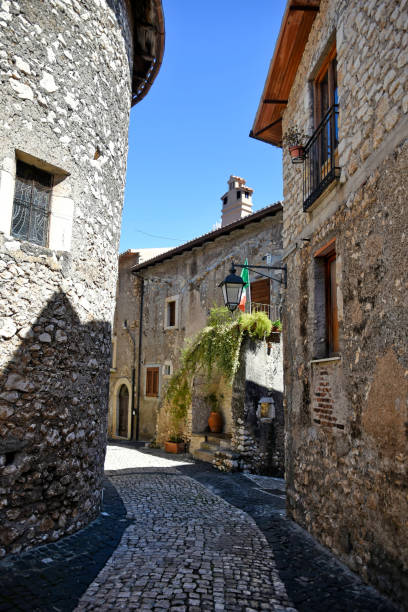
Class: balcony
303,104,340,212
248,301,280,322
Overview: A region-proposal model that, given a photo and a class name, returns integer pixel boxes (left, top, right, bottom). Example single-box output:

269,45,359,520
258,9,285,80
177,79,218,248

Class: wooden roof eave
250,0,320,147
130,0,165,106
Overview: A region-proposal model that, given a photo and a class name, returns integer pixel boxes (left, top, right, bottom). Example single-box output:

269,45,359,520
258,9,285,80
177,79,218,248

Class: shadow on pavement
174,461,399,612
0,479,129,612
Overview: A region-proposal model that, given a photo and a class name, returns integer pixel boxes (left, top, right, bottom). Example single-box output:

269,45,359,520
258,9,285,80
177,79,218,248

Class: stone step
200,441,219,451
192,448,216,464
201,440,231,452
206,433,231,446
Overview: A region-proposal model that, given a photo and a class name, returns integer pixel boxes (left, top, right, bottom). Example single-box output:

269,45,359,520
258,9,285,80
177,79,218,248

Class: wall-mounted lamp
219,261,287,313
218,264,245,312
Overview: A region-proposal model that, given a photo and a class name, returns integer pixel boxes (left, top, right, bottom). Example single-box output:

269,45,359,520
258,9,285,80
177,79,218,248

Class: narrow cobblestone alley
0,444,400,612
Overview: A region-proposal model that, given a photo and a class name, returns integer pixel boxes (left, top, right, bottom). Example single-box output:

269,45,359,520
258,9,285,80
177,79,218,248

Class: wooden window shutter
146,367,159,397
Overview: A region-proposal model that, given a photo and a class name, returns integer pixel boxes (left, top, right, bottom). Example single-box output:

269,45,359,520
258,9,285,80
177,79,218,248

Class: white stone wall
0,0,133,555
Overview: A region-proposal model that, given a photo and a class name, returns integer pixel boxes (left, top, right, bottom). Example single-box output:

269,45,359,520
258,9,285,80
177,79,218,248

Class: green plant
282,124,307,147
168,433,184,443
164,307,272,425
271,319,282,332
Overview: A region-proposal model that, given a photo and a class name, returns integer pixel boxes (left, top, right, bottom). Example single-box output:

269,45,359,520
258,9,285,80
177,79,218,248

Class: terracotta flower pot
288,145,305,163
165,441,185,454
208,411,222,433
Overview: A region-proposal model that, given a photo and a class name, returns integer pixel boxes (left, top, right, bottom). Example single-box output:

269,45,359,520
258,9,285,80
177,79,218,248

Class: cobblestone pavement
0,442,401,611
77,459,294,610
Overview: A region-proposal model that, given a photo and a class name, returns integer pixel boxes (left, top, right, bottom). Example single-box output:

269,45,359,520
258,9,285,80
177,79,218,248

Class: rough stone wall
280,0,408,604
111,213,283,443
282,0,408,247
229,336,284,476
0,0,133,555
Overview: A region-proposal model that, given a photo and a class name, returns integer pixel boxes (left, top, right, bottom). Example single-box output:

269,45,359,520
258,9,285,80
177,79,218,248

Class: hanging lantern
219,263,245,312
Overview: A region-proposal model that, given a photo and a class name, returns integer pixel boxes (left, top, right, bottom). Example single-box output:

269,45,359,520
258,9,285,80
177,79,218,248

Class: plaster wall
280,0,408,604
0,0,133,555
108,253,140,440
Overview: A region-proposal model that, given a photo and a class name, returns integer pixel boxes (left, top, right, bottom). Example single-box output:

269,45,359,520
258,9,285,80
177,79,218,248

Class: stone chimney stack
221,175,254,227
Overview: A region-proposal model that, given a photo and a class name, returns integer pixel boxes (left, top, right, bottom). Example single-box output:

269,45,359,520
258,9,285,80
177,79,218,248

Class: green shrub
164,307,273,427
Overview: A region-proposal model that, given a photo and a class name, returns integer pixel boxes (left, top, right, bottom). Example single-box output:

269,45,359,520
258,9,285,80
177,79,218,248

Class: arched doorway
117,384,129,438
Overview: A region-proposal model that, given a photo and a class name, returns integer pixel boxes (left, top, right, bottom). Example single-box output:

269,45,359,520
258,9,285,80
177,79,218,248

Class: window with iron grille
11,161,52,246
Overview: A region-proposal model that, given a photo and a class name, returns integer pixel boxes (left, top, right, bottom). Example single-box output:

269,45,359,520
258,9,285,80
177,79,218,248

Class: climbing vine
164,307,274,428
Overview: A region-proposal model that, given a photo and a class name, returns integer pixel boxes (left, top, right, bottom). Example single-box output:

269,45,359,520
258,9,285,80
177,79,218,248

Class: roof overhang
131,203,283,273
130,0,165,106
250,0,320,147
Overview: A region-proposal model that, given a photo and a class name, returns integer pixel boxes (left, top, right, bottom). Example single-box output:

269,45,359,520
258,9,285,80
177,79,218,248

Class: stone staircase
190,432,233,464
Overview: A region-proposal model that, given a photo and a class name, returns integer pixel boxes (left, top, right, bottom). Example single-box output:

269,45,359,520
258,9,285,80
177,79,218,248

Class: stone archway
112,378,132,440
117,385,129,438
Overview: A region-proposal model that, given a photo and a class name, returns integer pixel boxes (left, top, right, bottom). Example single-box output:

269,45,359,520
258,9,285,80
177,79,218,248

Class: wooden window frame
325,252,339,356
145,366,159,397
314,43,337,127
314,238,339,357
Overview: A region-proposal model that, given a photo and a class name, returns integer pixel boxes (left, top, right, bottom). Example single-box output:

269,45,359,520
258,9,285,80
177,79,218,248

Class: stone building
108,180,285,474
251,0,408,604
0,0,164,555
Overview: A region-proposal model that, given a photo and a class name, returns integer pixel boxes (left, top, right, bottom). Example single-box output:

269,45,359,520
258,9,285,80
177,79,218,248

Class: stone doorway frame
112,378,132,440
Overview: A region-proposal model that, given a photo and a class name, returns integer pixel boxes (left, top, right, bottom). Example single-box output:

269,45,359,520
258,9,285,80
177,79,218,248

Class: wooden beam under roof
250,0,320,147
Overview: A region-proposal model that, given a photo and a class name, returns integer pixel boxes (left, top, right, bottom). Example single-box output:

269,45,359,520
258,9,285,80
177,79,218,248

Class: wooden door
250,279,270,308
118,385,129,437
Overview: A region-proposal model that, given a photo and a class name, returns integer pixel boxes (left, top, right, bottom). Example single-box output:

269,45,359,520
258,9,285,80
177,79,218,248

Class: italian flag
238,259,250,312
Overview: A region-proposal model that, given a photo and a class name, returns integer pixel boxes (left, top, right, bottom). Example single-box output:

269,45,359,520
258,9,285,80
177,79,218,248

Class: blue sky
120,0,286,252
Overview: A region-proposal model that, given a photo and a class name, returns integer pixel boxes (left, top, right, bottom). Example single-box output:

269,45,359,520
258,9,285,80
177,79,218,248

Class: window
245,191,250,199
0,152,73,251
223,196,228,206
163,362,172,377
303,43,340,211
11,160,52,246
164,296,179,329
314,239,339,357
237,190,241,199
314,45,338,129
146,367,159,397
325,252,339,355
167,301,176,327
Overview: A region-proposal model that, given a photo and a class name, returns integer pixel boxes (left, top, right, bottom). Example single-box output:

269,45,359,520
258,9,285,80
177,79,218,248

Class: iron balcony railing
303,104,340,211
248,301,280,322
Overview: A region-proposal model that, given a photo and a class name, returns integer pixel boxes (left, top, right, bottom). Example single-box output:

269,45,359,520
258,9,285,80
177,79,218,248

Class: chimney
220,175,253,227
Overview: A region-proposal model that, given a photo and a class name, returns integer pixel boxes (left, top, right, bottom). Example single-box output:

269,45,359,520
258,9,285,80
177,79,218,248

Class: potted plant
271,319,282,333
164,432,186,454
206,392,223,433
283,125,307,164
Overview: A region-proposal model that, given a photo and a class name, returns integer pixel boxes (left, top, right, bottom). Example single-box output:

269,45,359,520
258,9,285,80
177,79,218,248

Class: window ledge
310,356,341,365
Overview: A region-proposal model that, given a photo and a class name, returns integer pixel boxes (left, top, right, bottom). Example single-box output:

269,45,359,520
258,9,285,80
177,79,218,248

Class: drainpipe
135,276,144,441
123,320,136,440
